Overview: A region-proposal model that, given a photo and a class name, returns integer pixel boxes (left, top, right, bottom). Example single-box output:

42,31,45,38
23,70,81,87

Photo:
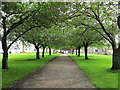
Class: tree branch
95,29,112,44
79,22,113,44
97,18,115,44
7,26,41,49
6,15,30,35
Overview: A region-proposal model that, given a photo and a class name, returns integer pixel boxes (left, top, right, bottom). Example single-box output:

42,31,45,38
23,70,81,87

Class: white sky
0,0,119,2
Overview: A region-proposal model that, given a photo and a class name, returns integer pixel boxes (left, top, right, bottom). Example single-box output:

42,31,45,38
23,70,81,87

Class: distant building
0,41,54,54
0,41,41,54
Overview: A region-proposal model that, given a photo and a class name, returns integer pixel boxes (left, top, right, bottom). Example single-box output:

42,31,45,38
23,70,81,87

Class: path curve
12,54,96,88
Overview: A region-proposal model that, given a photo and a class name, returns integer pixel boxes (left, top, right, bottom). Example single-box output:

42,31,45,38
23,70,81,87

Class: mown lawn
69,53,118,89
1,52,59,88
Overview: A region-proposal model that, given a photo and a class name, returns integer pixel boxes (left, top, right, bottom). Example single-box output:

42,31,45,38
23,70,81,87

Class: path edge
2,54,60,90
67,55,98,89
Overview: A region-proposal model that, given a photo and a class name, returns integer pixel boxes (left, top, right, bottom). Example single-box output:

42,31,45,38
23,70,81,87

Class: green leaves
2,2,119,50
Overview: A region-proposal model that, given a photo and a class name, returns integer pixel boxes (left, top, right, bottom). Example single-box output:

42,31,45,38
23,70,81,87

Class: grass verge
69,53,118,89
1,52,59,88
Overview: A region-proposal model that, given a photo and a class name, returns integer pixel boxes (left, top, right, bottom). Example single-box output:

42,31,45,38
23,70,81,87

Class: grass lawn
69,53,118,89
1,52,59,88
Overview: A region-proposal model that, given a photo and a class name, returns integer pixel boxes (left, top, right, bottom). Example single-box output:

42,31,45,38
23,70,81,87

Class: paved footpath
12,54,96,88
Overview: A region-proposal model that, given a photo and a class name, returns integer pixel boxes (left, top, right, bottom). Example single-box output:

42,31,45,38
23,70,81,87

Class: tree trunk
76,48,77,56
49,47,51,55
2,49,8,69
84,45,88,59
36,47,40,59
111,44,120,70
42,46,45,58
2,17,8,69
33,43,40,59
83,42,88,60
77,46,81,57
112,6,120,69
2,37,8,69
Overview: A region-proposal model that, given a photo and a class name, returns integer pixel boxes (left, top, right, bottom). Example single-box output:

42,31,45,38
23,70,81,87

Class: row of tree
1,2,68,69
0,2,120,70
56,2,120,70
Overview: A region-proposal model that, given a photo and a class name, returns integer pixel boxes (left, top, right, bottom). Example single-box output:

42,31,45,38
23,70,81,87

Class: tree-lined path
12,54,96,88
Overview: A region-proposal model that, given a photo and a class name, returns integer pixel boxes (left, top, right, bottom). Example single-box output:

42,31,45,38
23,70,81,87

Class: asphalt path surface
12,54,96,89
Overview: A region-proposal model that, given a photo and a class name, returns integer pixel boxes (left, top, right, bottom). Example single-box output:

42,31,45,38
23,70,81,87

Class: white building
0,41,54,54
0,41,41,54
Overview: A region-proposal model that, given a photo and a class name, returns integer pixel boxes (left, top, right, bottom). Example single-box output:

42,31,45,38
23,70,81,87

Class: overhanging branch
6,15,30,35
7,26,41,49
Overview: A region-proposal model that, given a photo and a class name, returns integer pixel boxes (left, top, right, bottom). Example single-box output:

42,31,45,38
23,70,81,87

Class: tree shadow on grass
88,56,96,58
70,55,97,58
79,58,97,60
14,59,38,61
70,56,85,58
27,59,40,61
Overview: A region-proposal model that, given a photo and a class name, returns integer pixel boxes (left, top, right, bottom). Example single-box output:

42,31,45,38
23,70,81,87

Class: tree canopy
1,2,120,70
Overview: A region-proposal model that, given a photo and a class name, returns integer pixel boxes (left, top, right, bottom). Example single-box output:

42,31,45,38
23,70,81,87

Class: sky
0,0,119,2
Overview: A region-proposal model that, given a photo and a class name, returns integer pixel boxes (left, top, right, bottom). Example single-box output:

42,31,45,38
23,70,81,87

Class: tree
71,27,102,59
82,29,103,59
1,2,68,69
84,2,119,69
1,2,41,69
66,15,103,59
66,26,83,57
21,29,43,59
69,2,120,69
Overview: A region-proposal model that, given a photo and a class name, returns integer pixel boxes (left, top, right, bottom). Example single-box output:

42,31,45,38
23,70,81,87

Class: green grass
1,52,59,88
69,53,118,89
